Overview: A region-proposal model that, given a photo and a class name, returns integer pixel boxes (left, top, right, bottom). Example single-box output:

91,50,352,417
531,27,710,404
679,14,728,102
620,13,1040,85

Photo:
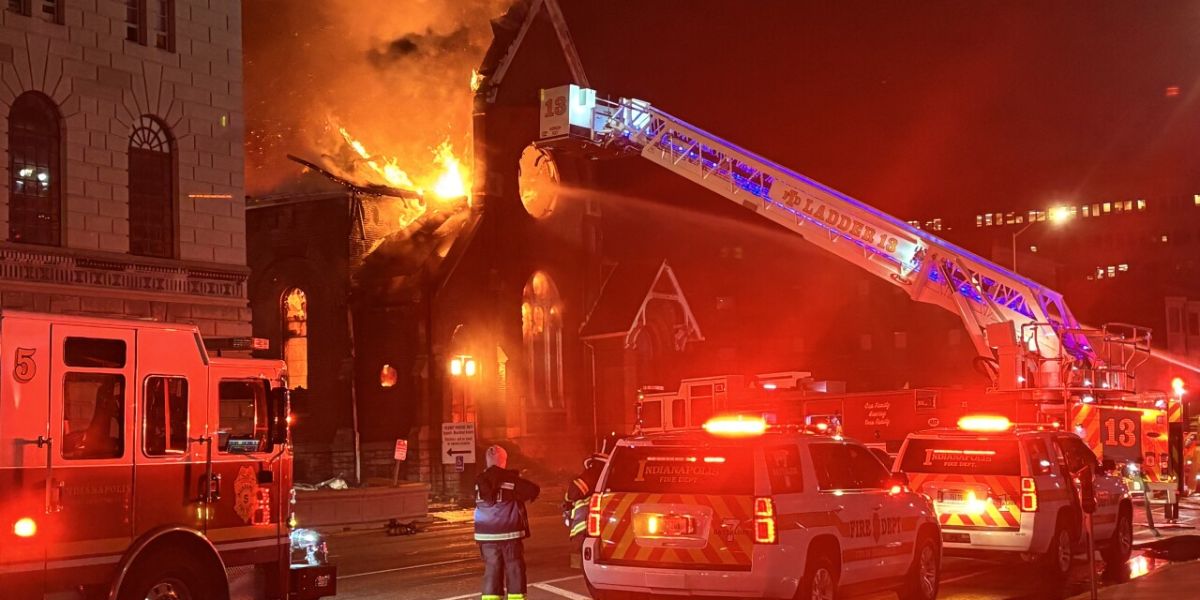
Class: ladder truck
537,84,1177,486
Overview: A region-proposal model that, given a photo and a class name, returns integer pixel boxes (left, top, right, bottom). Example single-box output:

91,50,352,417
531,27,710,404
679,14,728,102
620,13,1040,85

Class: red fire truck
540,84,1179,489
0,311,335,600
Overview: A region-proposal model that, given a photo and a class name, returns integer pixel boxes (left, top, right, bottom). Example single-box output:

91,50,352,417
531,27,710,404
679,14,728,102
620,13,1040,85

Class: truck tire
117,547,218,600
1041,522,1073,576
796,554,838,600
897,532,940,600
1101,508,1133,566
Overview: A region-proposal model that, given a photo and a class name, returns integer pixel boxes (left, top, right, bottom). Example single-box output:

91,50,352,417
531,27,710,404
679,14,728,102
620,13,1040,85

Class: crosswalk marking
431,575,585,600
531,581,590,599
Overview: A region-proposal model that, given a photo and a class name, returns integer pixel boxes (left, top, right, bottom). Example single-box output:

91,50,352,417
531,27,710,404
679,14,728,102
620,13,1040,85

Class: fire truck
0,311,336,600
537,84,1179,485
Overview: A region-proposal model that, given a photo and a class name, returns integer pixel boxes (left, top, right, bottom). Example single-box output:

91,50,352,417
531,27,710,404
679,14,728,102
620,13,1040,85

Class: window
689,383,714,427
1189,311,1200,337
282,288,308,390
1168,307,1183,333
62,373,126,460
129,116,175,258
603,446,753,495
809,443,890,491
217,380,270,453
1055,436,1098,472
765,445,803,493
9,92,62,246
671,398,686,428
143,377,188,456
65,337,127,368
522,272,564,409
639,399,663,429
125,0,146,44
899,438,1022,476
7,0,59,21
154,0,175,51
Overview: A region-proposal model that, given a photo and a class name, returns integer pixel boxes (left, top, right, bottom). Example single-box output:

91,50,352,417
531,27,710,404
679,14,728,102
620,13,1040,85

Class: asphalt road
327,496,1191,600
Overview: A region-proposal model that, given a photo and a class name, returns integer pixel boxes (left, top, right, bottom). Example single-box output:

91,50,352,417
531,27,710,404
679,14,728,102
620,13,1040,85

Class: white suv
894,417,1133,575
583,417,942,599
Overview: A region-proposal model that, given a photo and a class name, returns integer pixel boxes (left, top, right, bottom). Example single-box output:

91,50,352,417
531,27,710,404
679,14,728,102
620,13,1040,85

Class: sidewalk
1068,559,1200,599
1132,495,1199,547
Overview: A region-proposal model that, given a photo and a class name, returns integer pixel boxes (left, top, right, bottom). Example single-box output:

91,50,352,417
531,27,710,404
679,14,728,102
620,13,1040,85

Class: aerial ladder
536,85,1153,403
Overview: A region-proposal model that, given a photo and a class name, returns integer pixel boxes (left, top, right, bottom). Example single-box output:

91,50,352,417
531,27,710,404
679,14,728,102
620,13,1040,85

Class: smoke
244,0,512,196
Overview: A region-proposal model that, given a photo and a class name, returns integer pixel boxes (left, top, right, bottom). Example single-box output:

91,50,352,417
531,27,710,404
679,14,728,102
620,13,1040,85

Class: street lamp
449,355,476,377
1012,206,1070,273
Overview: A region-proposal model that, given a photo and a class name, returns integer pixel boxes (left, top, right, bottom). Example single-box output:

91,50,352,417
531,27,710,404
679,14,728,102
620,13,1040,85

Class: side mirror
267,387,290,446
888,471,910,492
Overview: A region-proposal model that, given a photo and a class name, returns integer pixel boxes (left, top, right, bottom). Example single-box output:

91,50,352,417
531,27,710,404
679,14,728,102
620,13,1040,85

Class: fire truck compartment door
1,315,52,597
47,324,136,578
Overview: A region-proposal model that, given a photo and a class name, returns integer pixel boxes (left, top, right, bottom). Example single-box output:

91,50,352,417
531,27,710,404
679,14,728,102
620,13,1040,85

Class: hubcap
145,578,191,600
811,567,835,600
1056,531,1072,572
918,545,938,597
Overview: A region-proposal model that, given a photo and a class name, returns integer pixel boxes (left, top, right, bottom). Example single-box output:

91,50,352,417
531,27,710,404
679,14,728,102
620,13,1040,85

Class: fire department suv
583,416,942,599
894,416,1133,575
0,312,335,600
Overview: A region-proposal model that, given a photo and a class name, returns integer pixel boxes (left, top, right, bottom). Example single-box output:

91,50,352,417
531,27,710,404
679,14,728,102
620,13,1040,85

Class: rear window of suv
899,437,1022,476
603,446,753,495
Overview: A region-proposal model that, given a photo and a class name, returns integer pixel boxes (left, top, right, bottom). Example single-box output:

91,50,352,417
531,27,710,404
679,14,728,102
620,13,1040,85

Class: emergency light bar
957,415,1013,432
703,416,767,436
205,337,270,352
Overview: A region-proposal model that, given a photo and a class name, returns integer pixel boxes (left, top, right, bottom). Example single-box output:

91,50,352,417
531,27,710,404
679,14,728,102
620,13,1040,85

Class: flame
470,69,484,92
431,141,467,199
339,127,416,189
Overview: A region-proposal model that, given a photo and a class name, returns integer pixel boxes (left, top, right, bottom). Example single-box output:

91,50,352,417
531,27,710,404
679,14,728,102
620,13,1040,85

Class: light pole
1012,206,1069,273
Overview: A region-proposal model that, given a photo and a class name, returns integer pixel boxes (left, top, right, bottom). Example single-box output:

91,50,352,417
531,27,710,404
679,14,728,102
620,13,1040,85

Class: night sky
553,0,1200,220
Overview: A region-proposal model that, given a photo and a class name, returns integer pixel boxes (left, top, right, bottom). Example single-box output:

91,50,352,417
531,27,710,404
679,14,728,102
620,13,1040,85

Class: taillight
754,497,777,544
1020,477,1038,512
587,493,603,537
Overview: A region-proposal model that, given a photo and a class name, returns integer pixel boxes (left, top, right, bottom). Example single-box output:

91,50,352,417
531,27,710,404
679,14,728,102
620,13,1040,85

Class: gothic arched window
9,91,62,246
522,272,563,409
129,116,175,258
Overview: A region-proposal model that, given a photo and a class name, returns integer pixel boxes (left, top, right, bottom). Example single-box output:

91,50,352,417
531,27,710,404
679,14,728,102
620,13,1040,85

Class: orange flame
337,126,470,202
470,69,484,92
338,127,415,189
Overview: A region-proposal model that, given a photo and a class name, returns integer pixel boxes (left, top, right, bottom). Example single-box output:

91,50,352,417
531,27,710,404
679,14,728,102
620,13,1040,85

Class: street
329,492,1194,600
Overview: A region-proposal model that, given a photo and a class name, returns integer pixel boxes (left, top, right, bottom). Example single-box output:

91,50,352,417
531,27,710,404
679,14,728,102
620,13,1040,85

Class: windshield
603,445,753,495
899,437,1022,476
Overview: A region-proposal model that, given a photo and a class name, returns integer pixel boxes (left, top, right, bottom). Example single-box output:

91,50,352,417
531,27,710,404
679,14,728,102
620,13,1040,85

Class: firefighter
474,445,540,600
563,452,606,568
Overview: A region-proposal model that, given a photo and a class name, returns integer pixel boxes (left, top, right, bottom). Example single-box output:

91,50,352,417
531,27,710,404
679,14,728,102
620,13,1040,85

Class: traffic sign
442,422,476,465
393,439,408,461
455,455,465,473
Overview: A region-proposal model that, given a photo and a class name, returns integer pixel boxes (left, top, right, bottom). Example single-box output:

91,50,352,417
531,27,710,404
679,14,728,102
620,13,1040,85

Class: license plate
940,490,964,502
942,532,970,544
640,513,696,537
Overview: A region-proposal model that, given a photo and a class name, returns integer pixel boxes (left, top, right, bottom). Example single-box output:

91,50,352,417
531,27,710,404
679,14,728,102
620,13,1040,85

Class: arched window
282,288,308,390
129,115,175,258
522,272,563,409
8,92,62,246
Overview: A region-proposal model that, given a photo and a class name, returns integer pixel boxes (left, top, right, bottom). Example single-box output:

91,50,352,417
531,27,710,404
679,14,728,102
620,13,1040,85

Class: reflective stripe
570,522,587,536
507,595,526,600
475,531,523,541
482,595,501,600
500,482,516,490
573,478,589,495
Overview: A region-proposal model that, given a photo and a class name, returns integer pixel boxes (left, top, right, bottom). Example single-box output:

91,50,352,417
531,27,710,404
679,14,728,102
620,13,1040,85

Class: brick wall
0,1,248,332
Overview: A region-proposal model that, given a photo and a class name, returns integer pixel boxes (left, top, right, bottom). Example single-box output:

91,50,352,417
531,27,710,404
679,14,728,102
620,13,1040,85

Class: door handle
36,436,54,514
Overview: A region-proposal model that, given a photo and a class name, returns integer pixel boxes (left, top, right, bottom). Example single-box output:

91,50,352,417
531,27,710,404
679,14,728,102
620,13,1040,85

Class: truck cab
0,311,330,600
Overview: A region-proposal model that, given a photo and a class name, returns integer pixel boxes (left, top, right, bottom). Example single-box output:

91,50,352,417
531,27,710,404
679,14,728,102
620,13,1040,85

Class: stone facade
0,1,248,332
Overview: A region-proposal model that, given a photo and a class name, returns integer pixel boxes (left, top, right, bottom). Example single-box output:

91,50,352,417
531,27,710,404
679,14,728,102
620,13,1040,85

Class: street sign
442,422,476,465
455,455,465,473
393,439,408,461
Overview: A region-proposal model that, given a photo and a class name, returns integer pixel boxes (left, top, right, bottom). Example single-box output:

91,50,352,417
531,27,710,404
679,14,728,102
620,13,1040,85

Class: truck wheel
118,548,217,600
897,533,940,600
796,554,838,600
1041,523,1073,576
1101,509,1133,566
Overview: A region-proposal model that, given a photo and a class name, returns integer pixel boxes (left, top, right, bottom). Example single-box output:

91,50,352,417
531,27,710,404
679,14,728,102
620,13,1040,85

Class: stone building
0,0,249,333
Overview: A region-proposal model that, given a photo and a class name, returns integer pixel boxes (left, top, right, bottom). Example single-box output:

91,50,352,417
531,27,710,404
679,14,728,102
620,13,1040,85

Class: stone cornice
0,243,248,302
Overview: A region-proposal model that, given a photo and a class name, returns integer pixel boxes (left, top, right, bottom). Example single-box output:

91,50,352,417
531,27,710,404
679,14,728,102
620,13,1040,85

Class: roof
579,260,703,347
